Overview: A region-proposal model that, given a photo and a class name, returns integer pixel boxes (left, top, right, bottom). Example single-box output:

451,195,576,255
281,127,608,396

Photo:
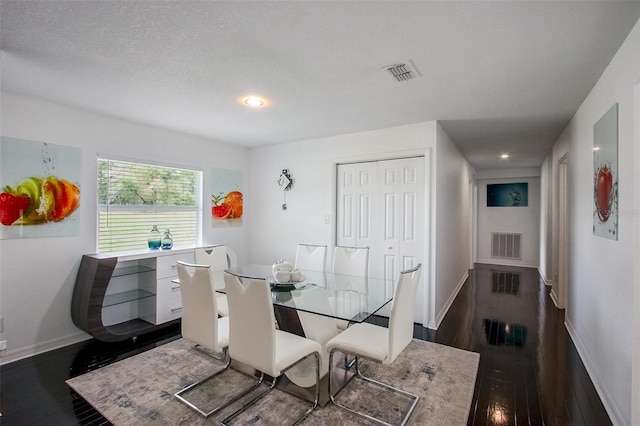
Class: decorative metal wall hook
278,169,293,210
278,169,293,191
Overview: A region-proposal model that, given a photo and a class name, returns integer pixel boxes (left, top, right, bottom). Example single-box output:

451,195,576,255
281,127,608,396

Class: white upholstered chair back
195,245,230,316
387,263,422,365
177,262,223,353
195,245,228,271
224,273,278,376
332,246,369,277
295,244,327,272
222,272,322,425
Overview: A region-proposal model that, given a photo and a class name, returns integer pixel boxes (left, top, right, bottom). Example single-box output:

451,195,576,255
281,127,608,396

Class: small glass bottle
148,225,161,250
161,229,173,250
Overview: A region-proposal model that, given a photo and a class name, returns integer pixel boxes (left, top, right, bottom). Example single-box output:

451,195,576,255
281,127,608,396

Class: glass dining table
223,264,396,405
225,264,394,327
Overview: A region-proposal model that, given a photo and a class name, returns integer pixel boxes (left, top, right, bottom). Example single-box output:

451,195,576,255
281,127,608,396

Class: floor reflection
483,319,527,346
491,270,520,295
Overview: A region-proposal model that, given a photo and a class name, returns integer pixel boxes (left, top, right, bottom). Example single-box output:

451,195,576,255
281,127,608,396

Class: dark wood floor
0,263,611,425
430,264,612,425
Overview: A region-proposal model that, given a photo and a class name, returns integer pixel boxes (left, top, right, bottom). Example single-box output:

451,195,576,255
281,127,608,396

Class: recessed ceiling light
241,96,267,108
500,154,509,159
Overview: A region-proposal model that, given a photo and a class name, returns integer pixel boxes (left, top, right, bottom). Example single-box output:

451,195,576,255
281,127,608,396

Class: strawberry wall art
0,137,81,239
593,103,618,240
211,168,243,227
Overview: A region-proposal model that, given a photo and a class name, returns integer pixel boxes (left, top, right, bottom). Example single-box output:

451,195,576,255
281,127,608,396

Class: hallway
427,263,611,425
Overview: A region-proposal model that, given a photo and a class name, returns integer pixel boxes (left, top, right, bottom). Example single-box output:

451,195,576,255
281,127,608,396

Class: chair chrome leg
221,351,320,426
174,354,232,418
193,344,227,361
343,354,356,370
290,351,320,426
174,348,266,418
328,349,419,426
221,374,277,425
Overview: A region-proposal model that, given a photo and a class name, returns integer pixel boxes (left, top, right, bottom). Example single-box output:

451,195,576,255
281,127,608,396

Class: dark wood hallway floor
426,263,611,425
0,263,611,425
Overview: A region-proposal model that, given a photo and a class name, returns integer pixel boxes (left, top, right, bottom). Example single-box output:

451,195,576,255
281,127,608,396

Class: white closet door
375,158,425,319
336,162,378,251
337,157,425,322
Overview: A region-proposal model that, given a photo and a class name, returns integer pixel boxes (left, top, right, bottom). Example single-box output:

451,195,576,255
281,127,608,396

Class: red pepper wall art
593,103,618,240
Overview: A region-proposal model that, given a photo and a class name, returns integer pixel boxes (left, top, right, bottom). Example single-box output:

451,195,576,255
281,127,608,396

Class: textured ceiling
2,1,639,171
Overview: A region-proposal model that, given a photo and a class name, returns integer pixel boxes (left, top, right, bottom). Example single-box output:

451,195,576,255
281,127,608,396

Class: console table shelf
103,289,155,307
71,246,210,342
111,265,155,278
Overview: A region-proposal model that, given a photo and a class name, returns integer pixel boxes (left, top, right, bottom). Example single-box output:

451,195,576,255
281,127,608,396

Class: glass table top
223,264,394,324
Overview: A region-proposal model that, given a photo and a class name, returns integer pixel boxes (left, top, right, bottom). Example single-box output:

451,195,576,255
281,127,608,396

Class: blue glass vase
148,225,161,250
161,229,173,250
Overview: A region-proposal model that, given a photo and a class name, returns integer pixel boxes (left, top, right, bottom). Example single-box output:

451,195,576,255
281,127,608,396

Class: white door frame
631,82,640,426
554,154,569,309
424,148,434,328
468,177,477,270
332,148,432,326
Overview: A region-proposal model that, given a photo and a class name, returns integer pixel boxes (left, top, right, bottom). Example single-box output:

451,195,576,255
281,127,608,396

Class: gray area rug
67,338,479,425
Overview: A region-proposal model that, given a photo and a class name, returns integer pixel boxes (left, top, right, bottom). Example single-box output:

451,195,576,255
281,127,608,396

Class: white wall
550,18,639,426
247,122,435,264
475,170,541,269
248,122,434,327
432,123,473,328
0,92,250,363
248,121,471,329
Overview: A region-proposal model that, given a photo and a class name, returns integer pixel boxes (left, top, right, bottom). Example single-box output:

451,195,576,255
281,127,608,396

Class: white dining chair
195,245,229,317
326,263,422,426
332,246,369,330
173,262,232,417
291,244,337,386
294,244,327,272
222,272,322,425
331,273,369,323
332,245,369,277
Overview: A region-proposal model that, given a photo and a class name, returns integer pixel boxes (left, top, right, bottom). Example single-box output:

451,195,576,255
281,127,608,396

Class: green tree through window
98,158,202,252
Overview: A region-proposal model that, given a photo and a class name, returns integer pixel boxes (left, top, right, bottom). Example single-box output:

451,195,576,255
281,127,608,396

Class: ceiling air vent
383,61,420,82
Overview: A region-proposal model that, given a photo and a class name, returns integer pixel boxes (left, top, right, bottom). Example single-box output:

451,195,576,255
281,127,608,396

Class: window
97,157,202,253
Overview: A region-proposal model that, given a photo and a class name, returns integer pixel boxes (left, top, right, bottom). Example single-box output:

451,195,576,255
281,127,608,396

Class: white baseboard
476,258,538,269
549,288,561,308
565,319,626,426
428,270,469,330
538,268,552,287
0,331,91,366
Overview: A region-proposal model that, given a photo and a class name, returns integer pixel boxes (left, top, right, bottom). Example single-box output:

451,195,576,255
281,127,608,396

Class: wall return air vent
491,232,522,260
383,61,420,82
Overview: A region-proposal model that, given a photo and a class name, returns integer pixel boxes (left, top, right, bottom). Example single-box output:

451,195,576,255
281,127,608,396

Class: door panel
359,194,372,240
337,157,425,322
384,193,396,240
340,194,354,240
403,193,416,240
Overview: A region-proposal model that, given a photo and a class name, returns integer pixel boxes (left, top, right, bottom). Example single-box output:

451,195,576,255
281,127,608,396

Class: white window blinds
97,157,202,253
